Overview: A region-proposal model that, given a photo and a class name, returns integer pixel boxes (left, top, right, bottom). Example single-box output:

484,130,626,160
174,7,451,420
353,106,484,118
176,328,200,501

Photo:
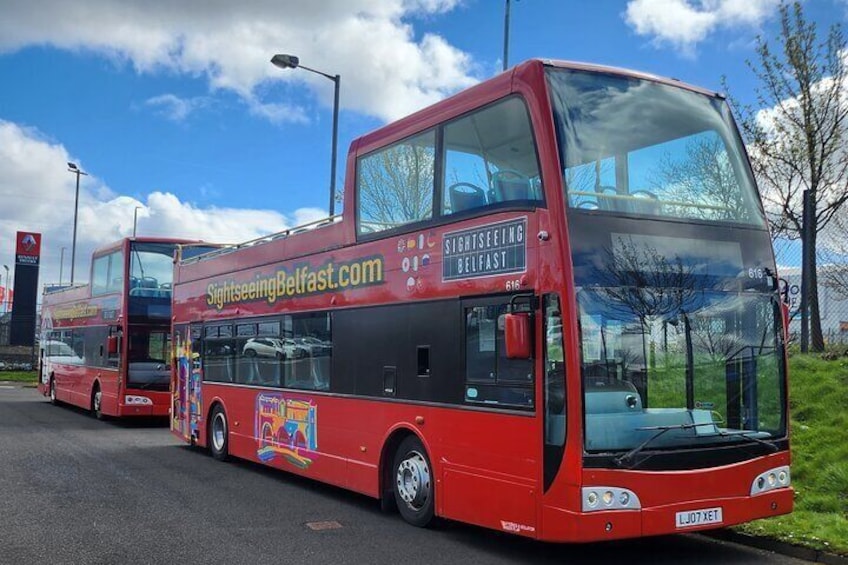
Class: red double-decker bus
170,59,792,541
39,237,216,418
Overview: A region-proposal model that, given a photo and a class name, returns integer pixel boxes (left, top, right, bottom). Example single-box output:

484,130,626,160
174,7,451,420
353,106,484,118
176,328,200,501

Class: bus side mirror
504,312,532,359
107,335,119,356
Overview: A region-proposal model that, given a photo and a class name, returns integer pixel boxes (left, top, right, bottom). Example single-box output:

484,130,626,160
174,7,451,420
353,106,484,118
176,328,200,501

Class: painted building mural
255,393,318,469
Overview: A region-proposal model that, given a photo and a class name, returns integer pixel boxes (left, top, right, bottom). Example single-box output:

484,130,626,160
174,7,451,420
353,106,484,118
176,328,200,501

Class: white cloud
144,94,213,122
0,119,317,291
0,1,478,123
623,0,779,56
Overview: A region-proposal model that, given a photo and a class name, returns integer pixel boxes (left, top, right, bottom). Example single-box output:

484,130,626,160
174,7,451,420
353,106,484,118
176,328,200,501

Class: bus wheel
392,436,434,527
49,377,58,405
209,405,229,462
91,386,105,420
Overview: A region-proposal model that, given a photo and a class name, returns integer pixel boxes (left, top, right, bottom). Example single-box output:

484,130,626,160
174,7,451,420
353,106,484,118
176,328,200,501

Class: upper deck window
547,69,765,227
442,97,542,216
91,250,124,296
355,96,543,237
357,130,436,235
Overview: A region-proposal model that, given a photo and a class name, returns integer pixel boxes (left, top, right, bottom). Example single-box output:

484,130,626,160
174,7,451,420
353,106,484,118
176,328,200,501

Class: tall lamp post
67,162,88,284
271,53,340,217
59,246,67,286
503,0,520,71
133,206,142,237
3,264,9,314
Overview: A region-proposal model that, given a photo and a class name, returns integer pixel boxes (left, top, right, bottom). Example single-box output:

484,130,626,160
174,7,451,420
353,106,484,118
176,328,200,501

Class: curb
702,529,848,564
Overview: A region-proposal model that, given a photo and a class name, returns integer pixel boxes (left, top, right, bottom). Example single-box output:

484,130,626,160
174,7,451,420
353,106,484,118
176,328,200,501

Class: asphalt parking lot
0,386,812,565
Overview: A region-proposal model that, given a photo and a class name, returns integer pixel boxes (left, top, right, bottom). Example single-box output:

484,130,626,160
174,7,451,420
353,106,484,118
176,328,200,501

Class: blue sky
0,0,844,287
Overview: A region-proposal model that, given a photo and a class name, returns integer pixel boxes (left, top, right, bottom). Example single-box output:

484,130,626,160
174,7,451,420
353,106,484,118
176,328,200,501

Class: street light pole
3,265,9,314
502,0,521,71
59,247,66,286
503,0,511,71
133,206,142,238
271,54,341,217
67,162,88,284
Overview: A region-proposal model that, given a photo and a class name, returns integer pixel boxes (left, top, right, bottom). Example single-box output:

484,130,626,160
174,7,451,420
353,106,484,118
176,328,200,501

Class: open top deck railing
177,214,342,266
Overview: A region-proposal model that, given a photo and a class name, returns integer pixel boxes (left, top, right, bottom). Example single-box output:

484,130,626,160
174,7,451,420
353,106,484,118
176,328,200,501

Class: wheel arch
90,378,102,402
379,425,433,511
204,397,227,448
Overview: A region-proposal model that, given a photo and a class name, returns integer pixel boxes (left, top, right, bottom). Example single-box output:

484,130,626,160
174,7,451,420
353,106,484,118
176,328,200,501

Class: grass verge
0,370,38,384
735,353,848,556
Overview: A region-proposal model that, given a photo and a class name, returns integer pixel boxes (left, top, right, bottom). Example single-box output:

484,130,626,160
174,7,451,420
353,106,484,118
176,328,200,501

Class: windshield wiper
612,422,718,469
713,430,779,452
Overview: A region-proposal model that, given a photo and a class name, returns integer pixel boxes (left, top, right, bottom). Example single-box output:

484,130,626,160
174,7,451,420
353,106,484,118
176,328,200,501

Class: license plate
675,507,723,529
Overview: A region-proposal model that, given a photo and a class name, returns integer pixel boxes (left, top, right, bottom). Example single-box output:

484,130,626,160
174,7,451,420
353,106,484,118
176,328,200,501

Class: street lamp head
271,54,299,70
67,162,78,170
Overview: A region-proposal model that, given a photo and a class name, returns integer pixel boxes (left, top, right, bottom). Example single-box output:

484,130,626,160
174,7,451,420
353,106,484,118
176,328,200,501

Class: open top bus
170,59,791,542
39,237,219,418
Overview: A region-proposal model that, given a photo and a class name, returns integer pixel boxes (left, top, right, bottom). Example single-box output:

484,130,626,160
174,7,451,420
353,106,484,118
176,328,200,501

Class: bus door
173,325,203,443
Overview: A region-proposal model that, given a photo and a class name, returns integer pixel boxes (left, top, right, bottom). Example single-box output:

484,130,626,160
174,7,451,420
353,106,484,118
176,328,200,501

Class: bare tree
649,135,757,223
357,143,434,230
727,2,848,351
820,214,848,300
594,236,700,323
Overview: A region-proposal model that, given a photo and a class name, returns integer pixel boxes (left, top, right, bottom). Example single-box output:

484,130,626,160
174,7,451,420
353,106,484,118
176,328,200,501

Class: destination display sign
442,218,526,281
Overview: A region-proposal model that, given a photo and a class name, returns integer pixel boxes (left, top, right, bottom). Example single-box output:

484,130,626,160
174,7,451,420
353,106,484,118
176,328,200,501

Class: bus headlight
582,487,640,512
750,466,790,495
125,395,153,406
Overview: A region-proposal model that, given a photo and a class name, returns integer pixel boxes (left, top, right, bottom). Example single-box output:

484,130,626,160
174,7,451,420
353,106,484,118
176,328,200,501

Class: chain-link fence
774,238,848,349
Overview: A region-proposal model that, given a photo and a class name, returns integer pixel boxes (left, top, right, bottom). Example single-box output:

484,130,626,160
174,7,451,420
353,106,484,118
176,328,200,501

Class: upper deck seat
449,182,487,213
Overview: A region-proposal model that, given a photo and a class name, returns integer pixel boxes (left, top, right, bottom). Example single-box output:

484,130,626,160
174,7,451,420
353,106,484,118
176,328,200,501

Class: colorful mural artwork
172,331,190,437
171,329,202,441
255,393,318,469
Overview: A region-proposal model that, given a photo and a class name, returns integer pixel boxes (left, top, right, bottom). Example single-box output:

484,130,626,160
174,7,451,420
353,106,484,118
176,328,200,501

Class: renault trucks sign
10,231,41,346
15,232,41,265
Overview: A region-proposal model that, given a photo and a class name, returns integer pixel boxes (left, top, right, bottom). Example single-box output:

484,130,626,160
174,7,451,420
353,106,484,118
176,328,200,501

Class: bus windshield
546,68,765,226
130,242,177,297
578,287,786,456
127,326,171,390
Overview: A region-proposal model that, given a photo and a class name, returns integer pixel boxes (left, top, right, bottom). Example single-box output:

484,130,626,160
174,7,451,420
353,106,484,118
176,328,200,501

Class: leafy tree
728,2,848,351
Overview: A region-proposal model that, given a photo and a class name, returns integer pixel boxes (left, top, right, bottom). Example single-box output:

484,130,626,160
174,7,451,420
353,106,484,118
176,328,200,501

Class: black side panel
332,300,462,404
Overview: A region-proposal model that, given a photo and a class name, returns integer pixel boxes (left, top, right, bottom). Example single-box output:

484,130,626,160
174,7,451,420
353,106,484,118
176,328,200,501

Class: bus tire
91,385,105,420
392,436,434,528
49,376,58,405
209,404,230,462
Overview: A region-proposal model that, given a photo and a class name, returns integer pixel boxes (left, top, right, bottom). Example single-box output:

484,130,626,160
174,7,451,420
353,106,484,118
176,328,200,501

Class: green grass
0,371,38,384
735,354,848,556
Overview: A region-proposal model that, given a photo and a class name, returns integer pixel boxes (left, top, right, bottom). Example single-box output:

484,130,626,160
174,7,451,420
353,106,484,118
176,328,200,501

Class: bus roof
44,236,204,297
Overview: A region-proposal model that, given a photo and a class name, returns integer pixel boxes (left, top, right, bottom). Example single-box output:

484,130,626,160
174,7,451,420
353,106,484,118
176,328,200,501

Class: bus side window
544,295,566,447
463,301,534,409
204,325,235,383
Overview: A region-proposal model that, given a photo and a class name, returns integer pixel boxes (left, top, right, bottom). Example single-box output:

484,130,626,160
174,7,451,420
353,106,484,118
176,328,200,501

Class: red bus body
39,237,208,418
170,60,792,541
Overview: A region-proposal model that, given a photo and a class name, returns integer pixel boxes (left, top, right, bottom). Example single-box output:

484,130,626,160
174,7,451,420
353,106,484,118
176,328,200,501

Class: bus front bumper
542,487,793,542
119,391,170,417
